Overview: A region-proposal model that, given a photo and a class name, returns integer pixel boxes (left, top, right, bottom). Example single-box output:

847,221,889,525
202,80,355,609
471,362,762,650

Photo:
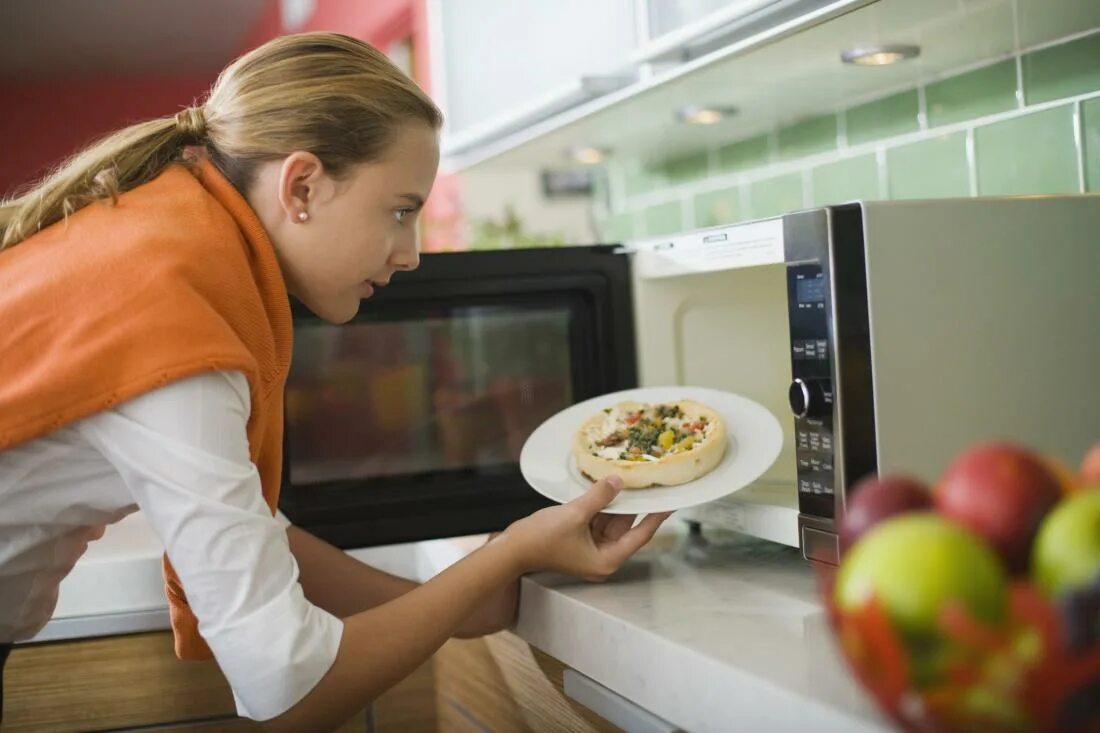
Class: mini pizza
573,399,727,489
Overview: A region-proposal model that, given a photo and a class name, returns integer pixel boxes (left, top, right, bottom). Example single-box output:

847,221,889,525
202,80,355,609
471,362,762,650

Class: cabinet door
2,631,371,732
435,0,638,142
3,632,238,732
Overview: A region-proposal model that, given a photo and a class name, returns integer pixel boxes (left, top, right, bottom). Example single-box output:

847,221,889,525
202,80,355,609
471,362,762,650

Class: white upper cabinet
433,0,899,169
434,0,639,155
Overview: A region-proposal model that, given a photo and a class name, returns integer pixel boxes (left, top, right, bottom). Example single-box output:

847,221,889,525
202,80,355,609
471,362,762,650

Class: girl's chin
310,294,362,325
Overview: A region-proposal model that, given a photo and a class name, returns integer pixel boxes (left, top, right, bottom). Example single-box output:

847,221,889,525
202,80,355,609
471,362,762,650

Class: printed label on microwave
632,218,784,279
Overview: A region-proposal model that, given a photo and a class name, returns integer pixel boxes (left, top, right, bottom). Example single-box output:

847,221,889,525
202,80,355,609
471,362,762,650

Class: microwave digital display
796,276,825,303
286,306,574,485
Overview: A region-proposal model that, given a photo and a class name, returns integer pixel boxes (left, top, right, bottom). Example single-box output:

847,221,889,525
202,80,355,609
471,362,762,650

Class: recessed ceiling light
840,44,920,66
677,104,738,124
566,146,608,165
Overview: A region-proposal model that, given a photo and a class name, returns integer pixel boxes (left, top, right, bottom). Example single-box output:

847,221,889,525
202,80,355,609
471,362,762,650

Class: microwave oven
279,195,1100,565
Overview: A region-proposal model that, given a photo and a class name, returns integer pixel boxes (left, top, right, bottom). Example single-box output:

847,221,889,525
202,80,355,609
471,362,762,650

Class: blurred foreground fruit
935,442,1062,573
836,514,1008,640
1080,442,1100,486
838,474,933,554
1031,488,1100,597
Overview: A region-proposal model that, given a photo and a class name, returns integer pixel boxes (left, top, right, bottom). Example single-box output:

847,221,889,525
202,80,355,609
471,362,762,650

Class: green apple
836,513,1008,638
1031,488,1100,595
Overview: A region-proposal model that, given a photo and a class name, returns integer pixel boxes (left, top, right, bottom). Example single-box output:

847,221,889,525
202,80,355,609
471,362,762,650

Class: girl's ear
276,152,325,223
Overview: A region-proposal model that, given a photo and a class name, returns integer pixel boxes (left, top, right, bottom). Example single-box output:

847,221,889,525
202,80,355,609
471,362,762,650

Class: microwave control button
799,479,813,493
787,376,827,416
789,378,831,420
821,433,833,451
797,430,809,449
822,482,834,495
798,457,811,470
816,340,828,359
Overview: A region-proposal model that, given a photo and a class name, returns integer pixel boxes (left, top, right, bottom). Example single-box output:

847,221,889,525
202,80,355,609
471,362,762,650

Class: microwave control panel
786,264,835,519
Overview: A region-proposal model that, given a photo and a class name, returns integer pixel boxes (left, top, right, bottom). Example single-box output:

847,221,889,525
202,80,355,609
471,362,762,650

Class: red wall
1,0,433,196
1,0,462,249
0,76,214,195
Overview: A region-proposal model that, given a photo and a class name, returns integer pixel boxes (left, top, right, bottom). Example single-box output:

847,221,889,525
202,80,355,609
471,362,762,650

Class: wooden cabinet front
0,631,404,733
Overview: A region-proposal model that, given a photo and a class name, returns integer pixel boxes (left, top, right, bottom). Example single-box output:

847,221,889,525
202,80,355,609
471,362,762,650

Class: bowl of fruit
823,441,1100,733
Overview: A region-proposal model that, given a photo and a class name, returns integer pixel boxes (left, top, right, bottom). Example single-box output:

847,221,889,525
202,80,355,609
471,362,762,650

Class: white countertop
30,514,891,733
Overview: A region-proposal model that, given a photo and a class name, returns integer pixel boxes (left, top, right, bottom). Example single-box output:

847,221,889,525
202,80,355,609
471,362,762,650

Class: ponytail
0,107,206,251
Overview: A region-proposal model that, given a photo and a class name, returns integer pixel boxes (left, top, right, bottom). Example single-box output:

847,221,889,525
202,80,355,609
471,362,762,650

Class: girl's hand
498,476,673,581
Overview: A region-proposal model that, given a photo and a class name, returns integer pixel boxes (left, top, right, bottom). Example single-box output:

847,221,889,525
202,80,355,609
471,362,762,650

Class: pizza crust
573,399,727,490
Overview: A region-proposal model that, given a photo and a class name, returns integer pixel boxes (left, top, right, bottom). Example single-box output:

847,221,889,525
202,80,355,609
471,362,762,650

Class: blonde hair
0,32,442,250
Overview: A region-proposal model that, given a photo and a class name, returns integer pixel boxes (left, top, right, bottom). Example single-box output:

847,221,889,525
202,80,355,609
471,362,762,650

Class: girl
0,32,670,731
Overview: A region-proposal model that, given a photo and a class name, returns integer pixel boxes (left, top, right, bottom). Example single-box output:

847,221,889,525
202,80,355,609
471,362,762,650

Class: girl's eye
394,208,414,224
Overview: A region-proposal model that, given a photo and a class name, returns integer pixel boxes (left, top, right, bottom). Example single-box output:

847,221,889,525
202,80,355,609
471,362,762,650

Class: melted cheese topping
583,402,716,461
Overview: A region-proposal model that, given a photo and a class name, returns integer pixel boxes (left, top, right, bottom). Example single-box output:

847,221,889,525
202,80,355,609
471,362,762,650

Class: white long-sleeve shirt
0,371,343,720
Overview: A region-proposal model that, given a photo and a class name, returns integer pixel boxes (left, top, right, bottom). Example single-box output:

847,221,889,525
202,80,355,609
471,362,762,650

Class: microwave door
279,245,638,549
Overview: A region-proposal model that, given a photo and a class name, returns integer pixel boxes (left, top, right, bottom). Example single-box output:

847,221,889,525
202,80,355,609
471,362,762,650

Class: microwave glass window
286,307,574,484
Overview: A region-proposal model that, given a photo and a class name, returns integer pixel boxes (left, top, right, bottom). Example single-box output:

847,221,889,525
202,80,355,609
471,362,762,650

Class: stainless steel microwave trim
824,205,847,518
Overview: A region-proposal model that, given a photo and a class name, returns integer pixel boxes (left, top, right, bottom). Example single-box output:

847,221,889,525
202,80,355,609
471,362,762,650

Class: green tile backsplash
600,28,1099,238
694,186,742,228
845,91,919,146
1084,97,1100,192
777,115,837,160
925,60,1019,127
664,152,709,183
604,213,634,243
1023,31,1100,105
747,173,804,219
975,106,1080,195
886,132,971,199
717,134,771,172
811,155,879,206
642,201,684,236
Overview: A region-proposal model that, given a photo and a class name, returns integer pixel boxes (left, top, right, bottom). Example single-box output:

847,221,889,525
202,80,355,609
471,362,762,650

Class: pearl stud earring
297,211,309,222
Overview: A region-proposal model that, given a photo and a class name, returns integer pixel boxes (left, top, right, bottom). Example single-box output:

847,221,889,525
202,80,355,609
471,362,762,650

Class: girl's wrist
487,525,532,578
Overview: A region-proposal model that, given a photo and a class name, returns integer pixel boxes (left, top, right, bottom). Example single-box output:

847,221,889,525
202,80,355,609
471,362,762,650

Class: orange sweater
0,158,291,660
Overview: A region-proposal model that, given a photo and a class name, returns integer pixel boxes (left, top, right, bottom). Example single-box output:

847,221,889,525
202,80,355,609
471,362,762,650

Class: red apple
1080,442,1100,486
934,442,1062,574
838,473,933,555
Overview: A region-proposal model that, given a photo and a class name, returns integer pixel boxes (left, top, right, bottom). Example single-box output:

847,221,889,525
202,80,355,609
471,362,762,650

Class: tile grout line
916,84,929,131
965,127,978,196
1015,55,1026,108
1020,25,1100,56
1012,0,1026,109
1073,99,1087,193
875,147,889,199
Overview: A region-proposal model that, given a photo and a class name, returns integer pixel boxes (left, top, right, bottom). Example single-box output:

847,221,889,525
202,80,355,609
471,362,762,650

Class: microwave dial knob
789,378,829,419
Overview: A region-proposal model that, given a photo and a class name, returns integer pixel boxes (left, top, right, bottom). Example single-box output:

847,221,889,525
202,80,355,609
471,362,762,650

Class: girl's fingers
602,512,673,567
599,513,637,542
570,476,623,519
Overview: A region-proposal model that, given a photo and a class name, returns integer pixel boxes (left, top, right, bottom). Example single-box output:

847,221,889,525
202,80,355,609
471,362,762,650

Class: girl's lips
358,281,375,298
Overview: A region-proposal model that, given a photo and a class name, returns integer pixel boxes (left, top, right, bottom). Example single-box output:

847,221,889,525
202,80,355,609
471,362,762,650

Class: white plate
520,386,784,515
